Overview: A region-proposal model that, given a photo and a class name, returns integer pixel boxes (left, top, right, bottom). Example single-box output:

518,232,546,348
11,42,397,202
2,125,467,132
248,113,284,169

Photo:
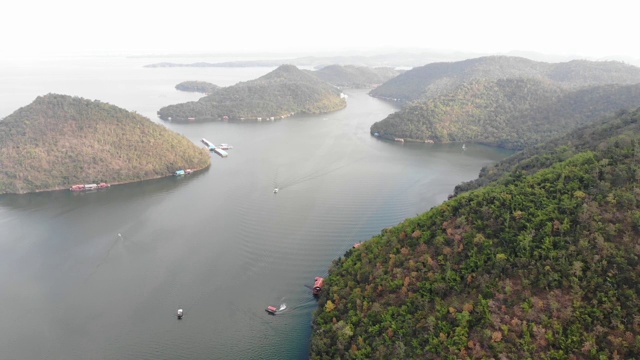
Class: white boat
273,188,279,194
177,308,184,319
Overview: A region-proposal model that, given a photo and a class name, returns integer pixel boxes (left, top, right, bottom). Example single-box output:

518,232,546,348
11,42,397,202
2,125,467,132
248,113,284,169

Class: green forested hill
370,78,640,149
175,81,219,94
307,65,402,89
157,64,346,122
0,94,210,194
453,107,640,195
369,56,640,103
311,108,640,359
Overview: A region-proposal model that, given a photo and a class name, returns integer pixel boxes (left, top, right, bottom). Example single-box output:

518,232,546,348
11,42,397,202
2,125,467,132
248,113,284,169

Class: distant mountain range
141,50,640,69
369,56,640,103
143,52,476,69
306,65,403,89
158,65,346,122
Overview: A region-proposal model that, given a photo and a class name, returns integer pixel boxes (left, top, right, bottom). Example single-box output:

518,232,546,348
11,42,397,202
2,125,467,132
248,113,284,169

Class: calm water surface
0,57,513,359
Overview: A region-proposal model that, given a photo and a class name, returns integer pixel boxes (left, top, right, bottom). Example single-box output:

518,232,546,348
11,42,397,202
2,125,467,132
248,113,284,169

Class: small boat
312,277,325,296
177,309,184,319
265,305,277,315
462,143,466,150
273,188,279,194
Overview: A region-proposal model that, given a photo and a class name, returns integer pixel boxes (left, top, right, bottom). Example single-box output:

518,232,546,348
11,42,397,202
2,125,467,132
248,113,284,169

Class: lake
0,57,513,359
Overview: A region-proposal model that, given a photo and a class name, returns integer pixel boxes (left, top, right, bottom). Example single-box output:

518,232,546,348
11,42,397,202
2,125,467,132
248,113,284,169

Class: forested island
157,64,346,122
0,94,210,194
368,56,640,149
311,108,640,359
175,81,219,94
370,78,640,149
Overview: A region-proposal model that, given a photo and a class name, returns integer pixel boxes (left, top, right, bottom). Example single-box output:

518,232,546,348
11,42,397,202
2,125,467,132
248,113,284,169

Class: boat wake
278,303,287,312
275,156,365,191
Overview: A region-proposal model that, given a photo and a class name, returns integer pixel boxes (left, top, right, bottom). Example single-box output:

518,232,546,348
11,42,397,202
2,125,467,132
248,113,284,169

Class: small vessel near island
462,143,466,150
265,305,278,315
174,169,193,176
312,277,325,296
69,183,110,191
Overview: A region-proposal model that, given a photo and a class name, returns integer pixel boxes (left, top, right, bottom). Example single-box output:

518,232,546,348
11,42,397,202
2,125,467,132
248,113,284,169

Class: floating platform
201,138,216,151
213,148,228,157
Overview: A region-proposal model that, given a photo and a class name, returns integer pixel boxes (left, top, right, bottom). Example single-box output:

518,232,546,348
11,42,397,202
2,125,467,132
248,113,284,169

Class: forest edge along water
0,57,513,360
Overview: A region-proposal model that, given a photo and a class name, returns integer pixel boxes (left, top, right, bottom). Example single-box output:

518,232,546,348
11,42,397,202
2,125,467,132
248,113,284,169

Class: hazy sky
3,0,638,59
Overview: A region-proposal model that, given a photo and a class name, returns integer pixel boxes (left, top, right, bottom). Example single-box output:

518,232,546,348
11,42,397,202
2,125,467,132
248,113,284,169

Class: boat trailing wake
274,156,365,191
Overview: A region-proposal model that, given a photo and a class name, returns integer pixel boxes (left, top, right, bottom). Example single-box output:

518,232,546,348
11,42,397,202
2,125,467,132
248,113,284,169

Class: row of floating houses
69,183,110,191
168,112,295,123
69,138,233,191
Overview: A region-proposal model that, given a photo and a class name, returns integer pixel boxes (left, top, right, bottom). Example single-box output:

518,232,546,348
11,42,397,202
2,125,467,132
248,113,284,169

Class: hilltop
370,78,640,149
0,94,211,194
369,56,640,103
311,108,640,359
307,65,402,89
157,64,346,122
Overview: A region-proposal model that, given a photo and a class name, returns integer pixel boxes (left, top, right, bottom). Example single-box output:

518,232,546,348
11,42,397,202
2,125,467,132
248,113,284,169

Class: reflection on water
0,60,513,359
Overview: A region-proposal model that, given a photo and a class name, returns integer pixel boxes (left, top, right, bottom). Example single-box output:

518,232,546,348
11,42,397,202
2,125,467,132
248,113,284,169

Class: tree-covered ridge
175,81,219,94
453,107,640,196
370,78,640,149
0,94,211,194
157,64,346,122
311,109,640,359
307,65,402,89
369,56,640,103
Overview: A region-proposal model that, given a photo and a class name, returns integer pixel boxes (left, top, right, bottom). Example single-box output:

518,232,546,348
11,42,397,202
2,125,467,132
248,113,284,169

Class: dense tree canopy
311,108,640,359
158,65,346,122
370,78,640,150
0,94,210,194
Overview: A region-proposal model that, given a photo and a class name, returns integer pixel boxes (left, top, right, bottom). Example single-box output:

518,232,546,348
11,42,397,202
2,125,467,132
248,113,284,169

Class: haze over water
0,57,513,359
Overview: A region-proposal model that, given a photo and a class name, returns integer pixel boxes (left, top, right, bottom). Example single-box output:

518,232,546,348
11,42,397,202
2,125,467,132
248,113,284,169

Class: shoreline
2,164,212,196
